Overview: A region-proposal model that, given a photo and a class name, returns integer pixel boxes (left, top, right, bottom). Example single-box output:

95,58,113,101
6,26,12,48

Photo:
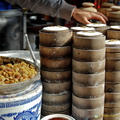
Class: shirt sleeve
5,0,76,21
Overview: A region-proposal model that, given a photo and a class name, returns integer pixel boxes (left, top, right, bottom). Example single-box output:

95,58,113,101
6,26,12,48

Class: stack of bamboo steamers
39,26,72,116
71,30,105,120
104,25,120,120
107,5,120,24
39,24,118,120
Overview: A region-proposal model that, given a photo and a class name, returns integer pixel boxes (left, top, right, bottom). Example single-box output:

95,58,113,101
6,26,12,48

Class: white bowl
41,114,75,120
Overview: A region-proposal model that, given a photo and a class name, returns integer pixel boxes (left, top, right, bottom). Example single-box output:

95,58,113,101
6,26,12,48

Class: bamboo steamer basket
71,27,95,43
40,69,71,82
107,29,120,39
82,2,94,7
105,82,120,92
70,27,95,38
105,102,120,108
107,11,120,19
107,26,120,39
98,8,112,16
72,105,104,120
107,6,120,22
39,29,72,47
72,94,104,109
105,71,120,83
40,57,71,69
73,82,104,98
107,21,120,26
39,45,71,58
108,17,120,22
101,2,114,8
80,7,97,12
42,80,71,94
42,91,71,105
86,23,108,35
73,34,105,50
106,52,120,59
41,109,70,116
80,2,97,12
99,1,114,16
106,47,120,53
72,71,105,86
72,59,105,74
73,47,105,62
42,102,70,112
106,59,120,71
104,107,120,114
105,92,120,103
105,39,120,48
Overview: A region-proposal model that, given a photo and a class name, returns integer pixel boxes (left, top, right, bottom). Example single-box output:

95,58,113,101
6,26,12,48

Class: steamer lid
76,31,102,37
106,39,120,44
82,2,94,7
71,26,95,31
87,23,107,27
110,26,120,30
42,26,69,31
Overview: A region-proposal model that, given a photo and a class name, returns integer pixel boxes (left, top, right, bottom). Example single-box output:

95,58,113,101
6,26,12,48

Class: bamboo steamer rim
74,34,105,40
73,46,105,51
105,102,120,107
42,80,71,84
107,11,120,18
101,2,114,8
41,67,71,72
82,2,94,7
73,81,104,87
72,93,105,100
106,47,120,52
111,5,120,11
108,17,120,22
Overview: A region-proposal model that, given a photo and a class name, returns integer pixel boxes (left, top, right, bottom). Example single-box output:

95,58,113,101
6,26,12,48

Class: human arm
5,0,75,21
6,0,108,25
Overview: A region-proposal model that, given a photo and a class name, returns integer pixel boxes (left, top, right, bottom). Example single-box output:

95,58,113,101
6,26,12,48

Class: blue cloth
0,1,11,10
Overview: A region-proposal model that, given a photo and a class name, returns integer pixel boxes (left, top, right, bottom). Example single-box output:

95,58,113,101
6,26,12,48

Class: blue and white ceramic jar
0,82,42,120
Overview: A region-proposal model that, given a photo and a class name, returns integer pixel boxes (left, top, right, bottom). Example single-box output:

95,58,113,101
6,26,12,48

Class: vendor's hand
72,8,108,25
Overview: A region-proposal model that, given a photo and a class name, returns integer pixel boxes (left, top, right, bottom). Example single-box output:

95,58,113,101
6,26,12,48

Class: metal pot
0,50,40,95
0,9,22,50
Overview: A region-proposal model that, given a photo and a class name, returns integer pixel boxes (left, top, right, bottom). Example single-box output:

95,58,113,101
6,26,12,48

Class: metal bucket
0,9,22,50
